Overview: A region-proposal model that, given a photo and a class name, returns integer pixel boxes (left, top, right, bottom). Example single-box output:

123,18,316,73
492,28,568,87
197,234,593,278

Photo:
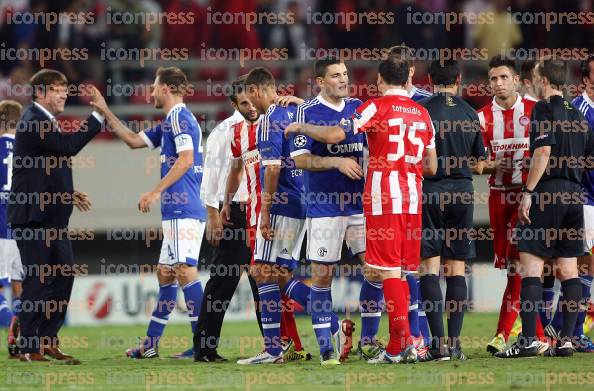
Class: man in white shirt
192,78,261,362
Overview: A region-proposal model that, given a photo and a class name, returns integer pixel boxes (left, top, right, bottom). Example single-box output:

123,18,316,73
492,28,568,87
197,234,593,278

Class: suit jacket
8,103,102,228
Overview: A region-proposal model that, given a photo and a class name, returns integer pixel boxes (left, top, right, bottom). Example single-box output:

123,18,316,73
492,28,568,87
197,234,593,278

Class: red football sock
496,273,521,340
280,294,303,351
384,278,411,355
536,315,545,339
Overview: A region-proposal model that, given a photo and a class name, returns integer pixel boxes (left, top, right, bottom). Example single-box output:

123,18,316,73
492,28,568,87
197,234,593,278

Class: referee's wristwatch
521,185,535,194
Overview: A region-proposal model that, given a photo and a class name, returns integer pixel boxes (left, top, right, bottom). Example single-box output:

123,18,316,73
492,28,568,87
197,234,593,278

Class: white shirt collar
316,94,345,112
0,133,15,139
582,91,594,108
492,93,522,111
33,101,56,121
384,88,409,97
166,102,186,118
523,93,538,102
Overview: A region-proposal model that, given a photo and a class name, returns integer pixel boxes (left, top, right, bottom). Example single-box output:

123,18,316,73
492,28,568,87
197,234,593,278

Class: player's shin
311,285,334,355
541,273,556,327
574,273,593,336
359,277,382,345
146,283,178,348
182,279,203,333
559,277,581,341
258,283,283,356
519,277,542,346
384,277,411,355
405,273,421,338
420,274,445,348
445,275,467,350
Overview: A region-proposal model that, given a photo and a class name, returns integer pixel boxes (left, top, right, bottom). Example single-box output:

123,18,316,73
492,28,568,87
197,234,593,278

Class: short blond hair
0,100,23,131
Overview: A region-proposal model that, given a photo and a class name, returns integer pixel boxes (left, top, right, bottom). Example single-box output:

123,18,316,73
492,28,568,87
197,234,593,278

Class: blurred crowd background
0,0,592,132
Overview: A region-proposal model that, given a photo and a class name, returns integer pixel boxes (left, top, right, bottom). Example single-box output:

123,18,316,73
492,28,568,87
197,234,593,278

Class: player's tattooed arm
293,153,363,180
260,164,281,240
284,123,346,144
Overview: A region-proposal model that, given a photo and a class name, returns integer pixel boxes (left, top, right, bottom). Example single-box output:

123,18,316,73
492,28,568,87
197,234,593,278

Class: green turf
1,313,594,390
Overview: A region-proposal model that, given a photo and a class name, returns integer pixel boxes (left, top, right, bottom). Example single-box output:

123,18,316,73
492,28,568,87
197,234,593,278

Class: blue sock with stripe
406,273,421,337
283,278,339,334
574,275,593,336
12,296,21,316
311,285,334,355
359,278,382,344
419,310,431,346
145,283,177,349
0,291,12,327
258,283,283,356
541,287,556,326
182,279,203,333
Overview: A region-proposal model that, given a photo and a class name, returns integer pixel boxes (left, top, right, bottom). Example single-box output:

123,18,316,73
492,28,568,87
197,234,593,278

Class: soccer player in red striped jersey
479,56,546,354
285,54,438,364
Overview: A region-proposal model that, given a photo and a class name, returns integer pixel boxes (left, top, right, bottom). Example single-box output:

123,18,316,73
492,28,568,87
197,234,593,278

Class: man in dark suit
9,69,105,362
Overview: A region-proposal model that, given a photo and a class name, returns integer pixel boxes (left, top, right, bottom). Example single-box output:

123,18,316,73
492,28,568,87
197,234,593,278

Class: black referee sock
519,277,542,347
445,275,467,350
559,278,582,342
420,274,445,349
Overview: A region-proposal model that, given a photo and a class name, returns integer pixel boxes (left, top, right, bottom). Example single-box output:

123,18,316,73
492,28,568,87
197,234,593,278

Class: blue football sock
0,291,13,327
258,283,282,356
419,310,431,346
145,283,177,349
12,296,21,316
359,278,382,344
311,285,334,355
284,278,339,334
575,275,593,336
182,279,203,334
541,287,556,327
406,273,420,337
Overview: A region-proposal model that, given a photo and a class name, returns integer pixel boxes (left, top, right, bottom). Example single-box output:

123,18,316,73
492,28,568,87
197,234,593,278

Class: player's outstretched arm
89,86,147,149
260,164,281,240
285,123,346,144
293,153,363,179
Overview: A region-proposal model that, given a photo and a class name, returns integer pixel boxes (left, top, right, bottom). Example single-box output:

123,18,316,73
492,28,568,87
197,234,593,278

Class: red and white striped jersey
230,119,261,227
352,88,435,216
477,95,535,190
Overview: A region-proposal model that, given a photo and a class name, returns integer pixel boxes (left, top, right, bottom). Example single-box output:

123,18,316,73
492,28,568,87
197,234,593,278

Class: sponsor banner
67,265,512,326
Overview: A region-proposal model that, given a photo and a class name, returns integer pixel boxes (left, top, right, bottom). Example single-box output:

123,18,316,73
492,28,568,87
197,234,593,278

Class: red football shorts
489,188,521,269
365,213,421,272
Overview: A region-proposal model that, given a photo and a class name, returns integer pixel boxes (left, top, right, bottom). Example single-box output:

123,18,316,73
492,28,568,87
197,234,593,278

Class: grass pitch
1,313,594,390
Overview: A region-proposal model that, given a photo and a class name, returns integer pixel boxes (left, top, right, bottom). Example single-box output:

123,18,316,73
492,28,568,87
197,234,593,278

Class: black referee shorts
516,179,584,259
421,178,476,260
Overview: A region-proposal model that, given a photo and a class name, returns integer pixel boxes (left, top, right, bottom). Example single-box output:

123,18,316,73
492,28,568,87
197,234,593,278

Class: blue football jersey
410,86,432,102
257,104,305,219
140,103,206,221
0,134,13,238
572,92,594,206
291,96,364,217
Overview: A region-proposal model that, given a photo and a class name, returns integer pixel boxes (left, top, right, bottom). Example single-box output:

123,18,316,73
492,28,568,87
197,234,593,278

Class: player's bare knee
157,265,176,285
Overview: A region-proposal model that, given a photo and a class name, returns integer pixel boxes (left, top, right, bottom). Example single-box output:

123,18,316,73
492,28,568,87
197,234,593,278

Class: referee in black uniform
418,59,486,361
496,58,594,358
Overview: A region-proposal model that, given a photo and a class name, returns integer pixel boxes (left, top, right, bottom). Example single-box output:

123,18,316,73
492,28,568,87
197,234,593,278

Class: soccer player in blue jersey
237,67,352,365
541,56,594,351
290,58,386,363
0,100,25,357
90,68,206,359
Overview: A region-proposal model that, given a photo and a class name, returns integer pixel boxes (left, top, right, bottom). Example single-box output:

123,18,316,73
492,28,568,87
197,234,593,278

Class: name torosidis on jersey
392,105,422,116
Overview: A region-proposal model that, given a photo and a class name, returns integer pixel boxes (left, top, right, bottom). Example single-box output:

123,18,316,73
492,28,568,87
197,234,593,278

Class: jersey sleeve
470,112,487,159
530,101,555,151
230,123,242,158
350,99,379,134
171,110,196,153
139,123,162,149
258,110,283,166
290,103,313,157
